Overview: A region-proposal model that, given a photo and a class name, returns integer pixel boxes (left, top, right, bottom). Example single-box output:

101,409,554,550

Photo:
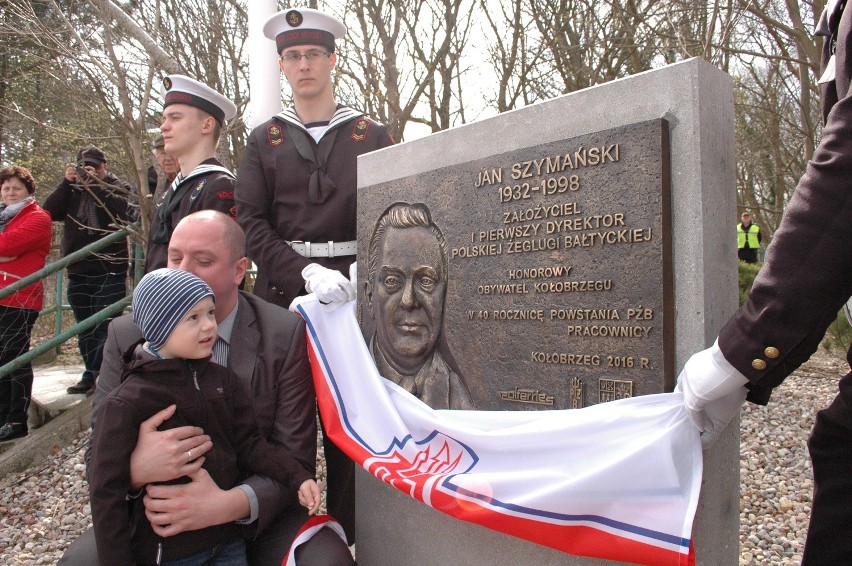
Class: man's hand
129,405,213,489
676,340,749,449
144,468,250,537
302,263,356,310
64,163,77,183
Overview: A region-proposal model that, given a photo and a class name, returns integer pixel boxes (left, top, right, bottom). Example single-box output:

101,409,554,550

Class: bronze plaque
358,119,673,410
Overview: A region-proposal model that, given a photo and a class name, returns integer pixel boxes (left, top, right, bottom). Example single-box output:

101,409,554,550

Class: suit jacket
370,336,474,410
718,3,852,404
91,291,316,537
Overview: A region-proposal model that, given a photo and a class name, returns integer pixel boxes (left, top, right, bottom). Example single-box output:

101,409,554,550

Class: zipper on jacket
187,361,207,429
156,541,162,565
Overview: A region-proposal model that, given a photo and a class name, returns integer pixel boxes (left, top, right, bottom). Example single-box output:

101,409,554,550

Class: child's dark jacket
87,343,312,565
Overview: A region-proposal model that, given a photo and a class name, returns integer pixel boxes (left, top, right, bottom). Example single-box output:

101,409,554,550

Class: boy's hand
298,479,321,515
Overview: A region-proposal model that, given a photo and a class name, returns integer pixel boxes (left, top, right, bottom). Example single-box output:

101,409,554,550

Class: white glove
348,261,357,290
676,339,749,449
302,263,356,311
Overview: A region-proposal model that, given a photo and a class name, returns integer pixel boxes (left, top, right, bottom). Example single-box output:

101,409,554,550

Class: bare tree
1,2,142,212
108,0,250,165
726,0,820,237
0,0,831,246
334,0,476,141
1,0,251,242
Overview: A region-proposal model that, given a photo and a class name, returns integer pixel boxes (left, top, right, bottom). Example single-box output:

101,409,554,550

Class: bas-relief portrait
364,202,474,410
359,121,672,411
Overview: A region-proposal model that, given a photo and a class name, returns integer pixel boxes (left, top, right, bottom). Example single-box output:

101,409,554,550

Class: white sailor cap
161,74,237,125
263,8,346,55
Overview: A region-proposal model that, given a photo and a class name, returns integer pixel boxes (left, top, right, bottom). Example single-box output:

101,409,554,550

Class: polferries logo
363,430,478,502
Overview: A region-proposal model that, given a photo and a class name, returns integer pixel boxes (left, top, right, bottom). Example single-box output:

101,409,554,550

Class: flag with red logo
291,297,701,566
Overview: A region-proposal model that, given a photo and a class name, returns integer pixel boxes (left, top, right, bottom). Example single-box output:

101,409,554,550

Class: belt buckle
289,240,305,257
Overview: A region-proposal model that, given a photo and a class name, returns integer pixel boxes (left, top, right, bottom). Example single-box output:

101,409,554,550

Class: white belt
287,240,357,258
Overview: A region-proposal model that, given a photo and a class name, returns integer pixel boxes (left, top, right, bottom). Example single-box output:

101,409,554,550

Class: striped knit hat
132,268,214,353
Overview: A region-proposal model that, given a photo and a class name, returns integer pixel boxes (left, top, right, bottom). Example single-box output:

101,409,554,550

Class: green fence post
54,270,64,355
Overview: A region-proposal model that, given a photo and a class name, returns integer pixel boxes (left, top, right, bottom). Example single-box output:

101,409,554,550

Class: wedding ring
187,450,192,461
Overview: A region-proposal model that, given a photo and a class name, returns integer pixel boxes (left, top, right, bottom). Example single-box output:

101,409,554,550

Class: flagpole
247,0,281,128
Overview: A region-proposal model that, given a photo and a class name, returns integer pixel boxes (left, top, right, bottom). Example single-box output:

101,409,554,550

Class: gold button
764,347,780,359
752,359,767,370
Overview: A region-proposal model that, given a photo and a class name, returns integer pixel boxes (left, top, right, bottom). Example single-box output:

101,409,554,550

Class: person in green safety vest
737,211,762,264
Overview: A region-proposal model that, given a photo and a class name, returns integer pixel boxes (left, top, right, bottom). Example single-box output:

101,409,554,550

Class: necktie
212,336,229,367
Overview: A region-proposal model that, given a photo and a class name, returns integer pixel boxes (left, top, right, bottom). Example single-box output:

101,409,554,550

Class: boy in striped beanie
87,268,321,565
132,267,218,360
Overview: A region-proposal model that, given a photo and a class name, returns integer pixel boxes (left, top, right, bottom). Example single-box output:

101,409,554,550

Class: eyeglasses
280,50,330,65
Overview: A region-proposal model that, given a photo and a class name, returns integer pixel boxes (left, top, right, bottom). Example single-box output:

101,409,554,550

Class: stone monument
356,57,737,565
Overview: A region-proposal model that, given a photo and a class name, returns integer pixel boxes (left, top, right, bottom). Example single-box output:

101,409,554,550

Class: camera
75,164,94,181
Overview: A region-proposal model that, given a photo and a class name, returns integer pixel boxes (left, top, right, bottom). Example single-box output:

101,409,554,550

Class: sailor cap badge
286,10,303,27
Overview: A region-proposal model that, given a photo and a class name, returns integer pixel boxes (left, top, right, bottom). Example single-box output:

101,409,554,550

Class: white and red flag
291,297,701,566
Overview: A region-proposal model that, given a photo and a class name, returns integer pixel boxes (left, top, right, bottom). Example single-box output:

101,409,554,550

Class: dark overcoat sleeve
41,179,74,221
719,8,852,404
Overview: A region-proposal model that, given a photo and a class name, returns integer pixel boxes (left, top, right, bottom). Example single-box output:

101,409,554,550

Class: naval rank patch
351,118,369,142
189,179,206,202
267,124,284,146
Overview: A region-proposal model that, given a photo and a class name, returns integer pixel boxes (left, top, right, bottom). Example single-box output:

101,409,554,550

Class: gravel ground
0,350,847,565
737,349,847,566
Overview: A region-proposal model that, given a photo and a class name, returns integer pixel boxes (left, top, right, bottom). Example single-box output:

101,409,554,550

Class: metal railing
0,228,135,379
0,226,257,379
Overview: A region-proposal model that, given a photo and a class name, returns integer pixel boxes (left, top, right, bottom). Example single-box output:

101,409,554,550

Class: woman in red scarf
0,166,51,441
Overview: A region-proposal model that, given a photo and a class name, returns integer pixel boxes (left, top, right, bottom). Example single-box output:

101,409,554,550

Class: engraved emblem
351,118,369,142
598,379,634,403
570,377,585,409
498,387,554,406
162,76,172,91
267,124,284,147
189,179,206,202
286,10,303,27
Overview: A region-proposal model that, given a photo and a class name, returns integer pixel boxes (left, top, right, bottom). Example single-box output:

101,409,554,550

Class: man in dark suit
678,2,852,563
59,211,353,565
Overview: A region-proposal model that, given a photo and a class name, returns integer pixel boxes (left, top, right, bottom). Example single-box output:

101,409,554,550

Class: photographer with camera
43,146,137,396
